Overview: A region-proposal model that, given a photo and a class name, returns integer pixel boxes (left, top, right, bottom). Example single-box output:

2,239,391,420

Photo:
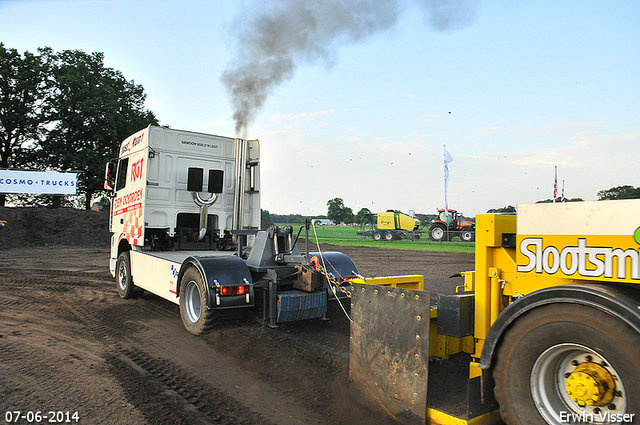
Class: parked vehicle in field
429,208,475,242
359,211,421,241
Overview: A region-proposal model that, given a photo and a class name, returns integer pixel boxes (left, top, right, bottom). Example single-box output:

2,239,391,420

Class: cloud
474,121,605,134
434,128,640,213
475,131,638,168
267,109,340,123
544,121,605,133
474,125,529,134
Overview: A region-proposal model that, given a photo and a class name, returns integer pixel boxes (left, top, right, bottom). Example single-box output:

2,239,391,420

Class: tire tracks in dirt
0,264,348,425
1,245,459,425
0,271,144,424
32,271,278,425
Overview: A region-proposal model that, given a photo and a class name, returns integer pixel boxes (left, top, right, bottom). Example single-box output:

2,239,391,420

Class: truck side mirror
208,169,224,194
187,167,204,192
104,161,116,191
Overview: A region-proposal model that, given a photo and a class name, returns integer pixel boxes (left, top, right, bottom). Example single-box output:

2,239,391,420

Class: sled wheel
493,303,640,425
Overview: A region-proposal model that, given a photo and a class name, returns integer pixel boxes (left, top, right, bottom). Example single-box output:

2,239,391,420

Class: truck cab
104,126,358,335
104,125,260,273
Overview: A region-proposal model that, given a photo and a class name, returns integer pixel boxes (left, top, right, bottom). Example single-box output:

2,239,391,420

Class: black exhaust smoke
222,0,480,137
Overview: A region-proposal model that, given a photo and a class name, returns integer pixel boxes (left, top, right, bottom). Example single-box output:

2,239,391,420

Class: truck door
110,157,128,238
111,152,145,246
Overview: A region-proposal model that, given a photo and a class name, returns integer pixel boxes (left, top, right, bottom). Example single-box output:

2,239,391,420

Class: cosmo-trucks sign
0,170,77,195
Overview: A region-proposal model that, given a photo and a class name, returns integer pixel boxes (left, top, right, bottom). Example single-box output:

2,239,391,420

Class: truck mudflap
180,256,254,309
309,251,358,281
349,283,430,425
309,252,358,299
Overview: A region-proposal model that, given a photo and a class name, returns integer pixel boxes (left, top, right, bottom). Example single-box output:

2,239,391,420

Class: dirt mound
0,206,110,249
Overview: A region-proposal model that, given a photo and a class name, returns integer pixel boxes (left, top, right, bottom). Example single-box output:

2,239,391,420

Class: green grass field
287,225,475,254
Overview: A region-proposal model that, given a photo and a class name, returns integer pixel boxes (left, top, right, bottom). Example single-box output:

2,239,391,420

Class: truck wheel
373,231,382,241
179,267,216,335
384,231,394,241
460,230,474,242
116,251,137,299
429,225,448,241
493,303,640,425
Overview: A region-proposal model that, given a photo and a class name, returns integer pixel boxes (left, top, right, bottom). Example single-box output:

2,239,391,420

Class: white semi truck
104,126,357,333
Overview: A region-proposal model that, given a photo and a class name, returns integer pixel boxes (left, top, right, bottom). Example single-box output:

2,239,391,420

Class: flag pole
444,145,453,215
553,166,558,203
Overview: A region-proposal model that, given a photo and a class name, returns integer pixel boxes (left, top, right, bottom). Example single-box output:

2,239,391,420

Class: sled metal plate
349,283,430,425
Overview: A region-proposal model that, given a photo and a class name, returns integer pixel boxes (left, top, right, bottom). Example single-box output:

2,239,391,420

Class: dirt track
0,243,473,425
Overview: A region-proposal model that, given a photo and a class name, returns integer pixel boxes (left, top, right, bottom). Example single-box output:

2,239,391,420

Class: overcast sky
1,0,638,217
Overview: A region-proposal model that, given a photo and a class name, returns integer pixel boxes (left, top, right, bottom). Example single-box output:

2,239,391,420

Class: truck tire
429,224,448,242
384,231,394,241
373,231,382,241
179,266,216,335
493,303,640,425
460,230,474,242
116,251,137,299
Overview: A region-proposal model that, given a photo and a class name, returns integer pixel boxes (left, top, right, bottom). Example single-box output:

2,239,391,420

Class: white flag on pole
444,146,453,214
553,166,558,203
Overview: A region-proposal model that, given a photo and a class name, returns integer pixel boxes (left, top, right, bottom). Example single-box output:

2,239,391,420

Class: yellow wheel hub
565,362,615,407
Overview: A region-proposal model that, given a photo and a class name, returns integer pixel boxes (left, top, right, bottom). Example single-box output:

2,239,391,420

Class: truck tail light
220,285,250,296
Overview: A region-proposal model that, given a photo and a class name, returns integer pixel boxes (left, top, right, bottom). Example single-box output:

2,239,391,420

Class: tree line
325,198,441,226
267,189,640,226
327,187,640,225
0,43,159,209
261,210,318,225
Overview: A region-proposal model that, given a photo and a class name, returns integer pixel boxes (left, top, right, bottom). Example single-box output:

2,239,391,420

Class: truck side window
115,157,129,192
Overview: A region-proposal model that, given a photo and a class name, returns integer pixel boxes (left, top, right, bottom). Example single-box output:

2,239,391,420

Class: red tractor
429,209,475,242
